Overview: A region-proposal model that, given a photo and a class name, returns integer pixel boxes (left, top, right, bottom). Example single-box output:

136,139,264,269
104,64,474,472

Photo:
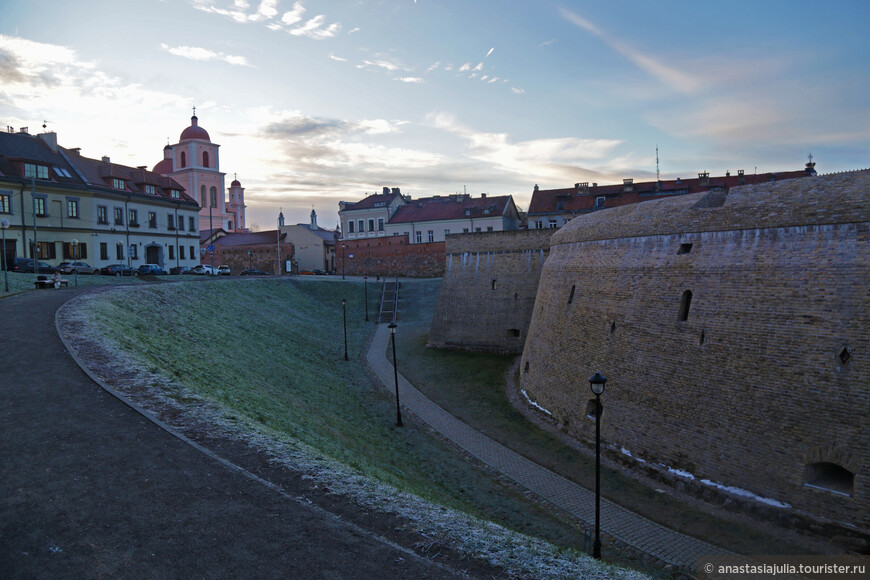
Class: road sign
207,244,215,251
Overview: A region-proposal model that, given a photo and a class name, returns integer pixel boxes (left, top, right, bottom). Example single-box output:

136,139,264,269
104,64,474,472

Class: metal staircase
377,277,399,323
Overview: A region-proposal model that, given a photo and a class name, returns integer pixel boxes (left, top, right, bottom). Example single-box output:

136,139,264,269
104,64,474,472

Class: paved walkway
0,288,484,579
366,323,733,568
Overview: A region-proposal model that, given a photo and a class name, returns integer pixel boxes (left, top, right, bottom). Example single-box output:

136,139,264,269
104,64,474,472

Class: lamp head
341,298,346,306
589,372,607,396
388,321,397,335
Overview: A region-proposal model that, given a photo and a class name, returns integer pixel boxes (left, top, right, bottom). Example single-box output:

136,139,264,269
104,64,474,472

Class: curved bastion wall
519,170,869,528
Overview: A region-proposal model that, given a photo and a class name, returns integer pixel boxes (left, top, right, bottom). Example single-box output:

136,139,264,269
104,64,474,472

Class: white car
191,264,217,275
217,265,231,276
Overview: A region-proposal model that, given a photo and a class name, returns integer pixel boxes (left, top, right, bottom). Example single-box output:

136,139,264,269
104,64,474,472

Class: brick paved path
366,324,733,568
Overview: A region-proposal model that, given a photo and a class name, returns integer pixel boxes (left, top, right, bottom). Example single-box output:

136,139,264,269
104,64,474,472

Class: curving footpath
0,288,479,579
366,323,733,568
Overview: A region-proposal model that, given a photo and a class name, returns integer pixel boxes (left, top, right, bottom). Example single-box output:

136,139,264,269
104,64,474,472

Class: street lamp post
341,298,348,361
248,249,252,270
589,371,608,559
364,276,369,322
389,322,403,427
341,244,347,280
0,219,9,293
71,238,79,287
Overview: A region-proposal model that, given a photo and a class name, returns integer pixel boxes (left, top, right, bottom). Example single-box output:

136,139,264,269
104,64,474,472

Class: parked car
191,264,217,275
169,266,191,275
312,269,327,275
240,269,268,276
10,258,58,273
100,263,134,276
58,261,100,275
137,264,167,275
298,270,314,275
217,265,231,276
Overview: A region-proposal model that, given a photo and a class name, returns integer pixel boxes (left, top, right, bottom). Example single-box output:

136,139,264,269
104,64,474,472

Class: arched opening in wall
180,151,186,168
210,186,217,208
507,328,520,339
804,462,854,496
678,290,693,321
203,151,209,168
568,284,575,304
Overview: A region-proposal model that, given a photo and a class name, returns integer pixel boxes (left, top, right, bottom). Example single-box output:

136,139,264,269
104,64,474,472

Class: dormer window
113,178,125,190
171,189,181,199
54,166,72,178
144,184,156,194
24,163,49,180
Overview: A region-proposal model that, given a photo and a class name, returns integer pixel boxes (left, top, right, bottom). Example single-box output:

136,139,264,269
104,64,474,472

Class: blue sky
1,0,867,229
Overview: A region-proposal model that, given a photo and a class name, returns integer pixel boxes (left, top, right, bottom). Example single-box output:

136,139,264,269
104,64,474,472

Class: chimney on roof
69,147,81,155
481,193,486,198
534,184,539,192
698,171,710,186
805,153,817,175
391,187,400,195
725,170,730,177
623,178,634,192
37,131,58,152
383,186,390,195
102,156,110,164
137,165,146,170
737,170,746,185
577,182,589,195
19,127,29,134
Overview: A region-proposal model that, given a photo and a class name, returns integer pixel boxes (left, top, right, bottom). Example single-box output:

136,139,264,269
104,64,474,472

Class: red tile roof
341,190,401,211
390,194,514,224
212,230,285,247
528,169,813,215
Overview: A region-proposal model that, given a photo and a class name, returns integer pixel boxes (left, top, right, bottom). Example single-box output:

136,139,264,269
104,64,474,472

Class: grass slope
82,278,646,579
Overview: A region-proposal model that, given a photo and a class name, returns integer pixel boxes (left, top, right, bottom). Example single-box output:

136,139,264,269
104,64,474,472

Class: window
63,242,86,259
486,226,493,232
491,279,497,290
189,217,196,232
54,166,72,178
444,229,450,235
128,209,138,226
200,185,206,208
203,151,209,168
463,228,469,233
804,462,854,496
594,196,605,208
100,242,108,260
129,244,138,260
34,241,55,259
548,219,557,228
678,290,693,321
507,328,520,338
475,227,481,232
227,220,233,230
348,221,355,233
24,163,49,179
378,218,384,231
368,219,375,232
168,214,175,230
180,151,186,168
428,230,434,242
209,186,217,208
116,243,124,260
67,199,79,218
171,189,181,199
114,207,123,225
415,231,422,243
357,220,363,234
148,212,157,228
168,246,175,260
145,184,156,195
34,197,46,216
97,206,107,224
190,245,195,259
0,193,10,213
113,178,125,190
178,217,184,231
180,245,186,259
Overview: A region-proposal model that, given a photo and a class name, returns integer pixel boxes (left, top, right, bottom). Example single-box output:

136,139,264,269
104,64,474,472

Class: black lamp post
589,371,607,559
364,276,369,321
248,249,252,270
1,219,9,292
71,238,79,287
341,244,347,280
341,298,348,361
389,322,403,427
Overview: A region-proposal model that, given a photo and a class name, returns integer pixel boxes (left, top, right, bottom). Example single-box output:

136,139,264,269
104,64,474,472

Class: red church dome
180,115,210,142
231,179,241,187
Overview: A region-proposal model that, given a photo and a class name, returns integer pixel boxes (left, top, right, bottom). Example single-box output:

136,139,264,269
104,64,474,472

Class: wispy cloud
192,0,341,40
397,77,424,84
559,7,701,95
485,47,494,58
356,56,409,73
160,43,251,67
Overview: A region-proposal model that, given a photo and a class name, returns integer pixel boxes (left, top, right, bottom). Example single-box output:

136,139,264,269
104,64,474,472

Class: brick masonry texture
338,237,445,278
428,229,553,353
520,170,869,529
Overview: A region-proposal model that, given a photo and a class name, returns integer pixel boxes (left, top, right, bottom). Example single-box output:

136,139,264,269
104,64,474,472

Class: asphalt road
0,287,481,579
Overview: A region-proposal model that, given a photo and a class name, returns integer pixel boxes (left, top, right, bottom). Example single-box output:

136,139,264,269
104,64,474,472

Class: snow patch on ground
701,479,792,509
521,389,552,416
619,447,646,463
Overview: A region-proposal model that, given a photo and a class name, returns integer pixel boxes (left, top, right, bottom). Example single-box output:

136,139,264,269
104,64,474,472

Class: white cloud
397,77,424,84
328,53,348,62
459,63,471,72
485,47,494,58
281,2,305,25
290,15,342,39
159,43,251,67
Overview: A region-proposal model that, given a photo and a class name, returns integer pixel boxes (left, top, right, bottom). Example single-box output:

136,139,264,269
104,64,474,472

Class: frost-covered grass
0,270,146,296
76,277,648,579
394,279,811,557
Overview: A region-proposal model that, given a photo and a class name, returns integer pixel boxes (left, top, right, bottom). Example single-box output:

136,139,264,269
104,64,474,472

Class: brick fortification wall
520,170,869,530
338,236,444,278
428,229,553,353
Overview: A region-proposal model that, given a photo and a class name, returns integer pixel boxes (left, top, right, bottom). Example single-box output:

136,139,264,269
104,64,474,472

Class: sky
1,0,867,230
